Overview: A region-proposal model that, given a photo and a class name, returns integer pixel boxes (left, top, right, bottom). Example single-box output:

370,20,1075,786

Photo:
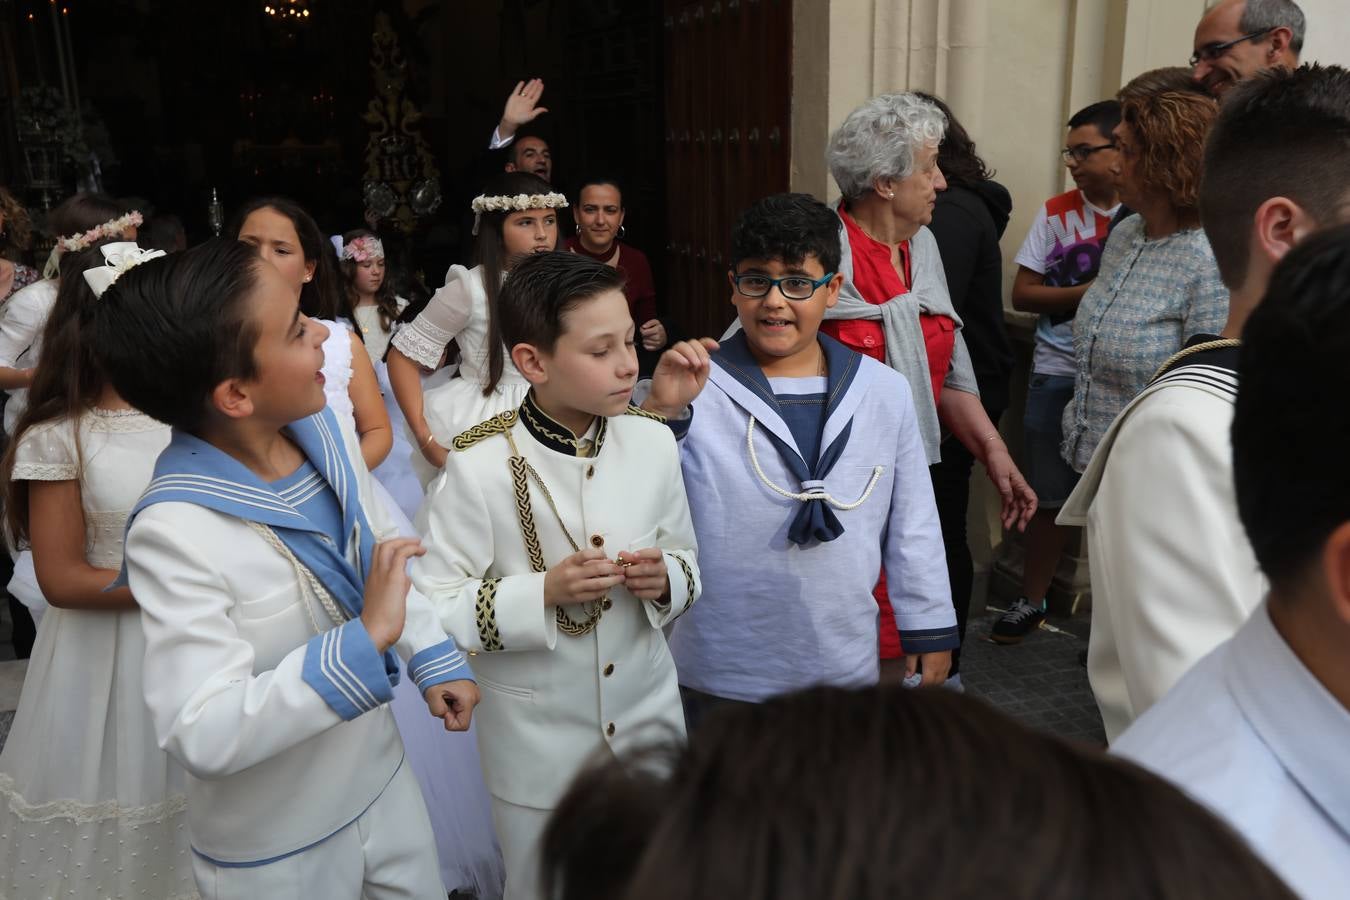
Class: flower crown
470,192,569,215
470,192,567,235
340,235,384,263
43,211,144,279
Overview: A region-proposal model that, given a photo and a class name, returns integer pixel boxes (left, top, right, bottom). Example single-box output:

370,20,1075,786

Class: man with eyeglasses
1192,0,1304,97
991,100,1124,645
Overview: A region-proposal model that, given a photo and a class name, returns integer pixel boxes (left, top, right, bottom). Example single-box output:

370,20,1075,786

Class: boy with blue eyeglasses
643,192,957,723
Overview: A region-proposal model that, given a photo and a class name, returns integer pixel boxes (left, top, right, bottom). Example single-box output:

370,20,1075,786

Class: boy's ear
210,378,254,421
511,342,549,385
1320,521,1350,628
824,272,844,309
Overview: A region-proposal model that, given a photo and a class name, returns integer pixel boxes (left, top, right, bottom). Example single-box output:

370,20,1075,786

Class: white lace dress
319,322,505,899
390,265,529,485
0,408,196,899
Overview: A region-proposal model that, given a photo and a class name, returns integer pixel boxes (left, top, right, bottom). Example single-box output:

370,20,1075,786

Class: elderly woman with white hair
826,93,1036,673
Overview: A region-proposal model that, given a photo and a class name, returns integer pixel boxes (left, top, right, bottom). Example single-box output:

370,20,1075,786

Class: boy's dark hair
730,193,841,275
497,251,625,353
543,686,1296,900
1201,64,1350,289
1066,99,1122,141
1234,224,1350,585
92,239,263,433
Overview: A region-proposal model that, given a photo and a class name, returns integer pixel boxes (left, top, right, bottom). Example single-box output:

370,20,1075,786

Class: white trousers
190,761,444,899
490,796,553,900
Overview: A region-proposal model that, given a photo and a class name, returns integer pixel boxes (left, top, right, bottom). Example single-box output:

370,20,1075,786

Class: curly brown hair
1121,90,1219,216
0,186,33,253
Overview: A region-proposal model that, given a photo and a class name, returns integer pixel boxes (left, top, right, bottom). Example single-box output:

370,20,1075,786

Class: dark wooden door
663,0,791,339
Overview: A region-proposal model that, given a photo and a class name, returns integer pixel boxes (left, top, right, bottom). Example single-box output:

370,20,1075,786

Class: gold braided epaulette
624,404,666,423
452,410,519,451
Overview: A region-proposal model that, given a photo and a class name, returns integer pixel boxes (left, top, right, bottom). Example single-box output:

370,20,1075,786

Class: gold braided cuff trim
452,409,519,451
475,579,505,651
672,551,697,616
625,404,666,423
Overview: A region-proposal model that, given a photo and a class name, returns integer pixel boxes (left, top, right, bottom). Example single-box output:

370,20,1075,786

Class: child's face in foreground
534,289,639,421
239,208,314,293
730,253,840,367
241,261,330,424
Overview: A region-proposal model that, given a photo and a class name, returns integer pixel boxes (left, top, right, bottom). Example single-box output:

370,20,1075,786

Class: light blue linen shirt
1061,214,1228,471
1114,601,1350,899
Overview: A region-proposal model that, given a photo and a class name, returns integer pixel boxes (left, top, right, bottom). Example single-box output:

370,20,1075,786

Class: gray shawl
828,218,979,464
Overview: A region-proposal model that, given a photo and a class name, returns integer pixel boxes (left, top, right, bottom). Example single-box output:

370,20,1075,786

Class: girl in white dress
0,194,139,436
232,197,393,473
336,229,422,520
0,242,195,899
387,172,566,484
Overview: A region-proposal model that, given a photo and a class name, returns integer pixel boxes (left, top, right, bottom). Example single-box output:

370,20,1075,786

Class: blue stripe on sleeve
301,620,396,720
407,638,475,693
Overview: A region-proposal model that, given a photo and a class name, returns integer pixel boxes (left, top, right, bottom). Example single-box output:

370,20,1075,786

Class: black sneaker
991,599,1046,644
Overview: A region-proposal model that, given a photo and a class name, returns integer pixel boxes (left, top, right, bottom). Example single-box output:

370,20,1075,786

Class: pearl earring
888,192,895,198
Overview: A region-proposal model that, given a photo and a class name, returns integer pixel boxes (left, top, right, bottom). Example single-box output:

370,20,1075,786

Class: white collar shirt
1113,601,1350,899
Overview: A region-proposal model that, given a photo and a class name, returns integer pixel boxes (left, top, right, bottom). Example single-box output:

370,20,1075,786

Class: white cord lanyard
745,416,884,509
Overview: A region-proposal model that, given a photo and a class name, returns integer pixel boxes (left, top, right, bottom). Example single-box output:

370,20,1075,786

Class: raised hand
498,79,548,140
643,338,719,419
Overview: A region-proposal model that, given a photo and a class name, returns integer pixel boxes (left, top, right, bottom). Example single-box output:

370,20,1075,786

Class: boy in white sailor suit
413,251,700,900
90,240,479,899
641,193,958,722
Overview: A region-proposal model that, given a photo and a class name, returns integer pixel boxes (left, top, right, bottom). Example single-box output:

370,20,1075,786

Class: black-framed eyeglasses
1061,143,1115,164
730,271,836,301
1190,27,1275,67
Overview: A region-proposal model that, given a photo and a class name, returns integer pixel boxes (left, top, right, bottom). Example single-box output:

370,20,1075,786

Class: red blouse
829,208,957,662
826,208,956,406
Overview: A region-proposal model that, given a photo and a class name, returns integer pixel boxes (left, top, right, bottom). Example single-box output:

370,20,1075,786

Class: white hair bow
82,242,167,299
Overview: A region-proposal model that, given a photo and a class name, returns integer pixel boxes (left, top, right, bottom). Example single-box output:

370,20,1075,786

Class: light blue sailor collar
123,407,377,623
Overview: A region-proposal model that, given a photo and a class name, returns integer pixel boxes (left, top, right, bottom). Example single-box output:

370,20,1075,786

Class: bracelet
981,433,1002,443
420,433,438,449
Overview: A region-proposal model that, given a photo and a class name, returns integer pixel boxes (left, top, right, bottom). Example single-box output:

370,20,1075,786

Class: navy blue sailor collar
708,331,877,543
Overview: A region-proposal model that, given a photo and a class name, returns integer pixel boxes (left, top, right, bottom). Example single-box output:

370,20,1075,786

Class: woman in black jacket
914,93,1014,685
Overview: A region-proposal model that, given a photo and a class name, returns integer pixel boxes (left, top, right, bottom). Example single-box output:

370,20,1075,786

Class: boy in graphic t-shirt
997,100,1124,644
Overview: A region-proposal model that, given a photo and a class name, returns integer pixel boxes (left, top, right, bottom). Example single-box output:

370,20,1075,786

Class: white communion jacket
413,397,700,810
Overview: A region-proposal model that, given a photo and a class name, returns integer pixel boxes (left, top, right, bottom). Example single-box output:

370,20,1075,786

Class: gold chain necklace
519,457,606,636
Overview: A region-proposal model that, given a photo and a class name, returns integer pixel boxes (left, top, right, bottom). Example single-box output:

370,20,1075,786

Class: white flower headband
81,242,167,298
470,191,569,235
340,235,384,263
43,211,144,279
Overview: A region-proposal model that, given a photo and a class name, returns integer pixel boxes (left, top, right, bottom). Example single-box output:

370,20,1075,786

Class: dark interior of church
1,0,792,337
